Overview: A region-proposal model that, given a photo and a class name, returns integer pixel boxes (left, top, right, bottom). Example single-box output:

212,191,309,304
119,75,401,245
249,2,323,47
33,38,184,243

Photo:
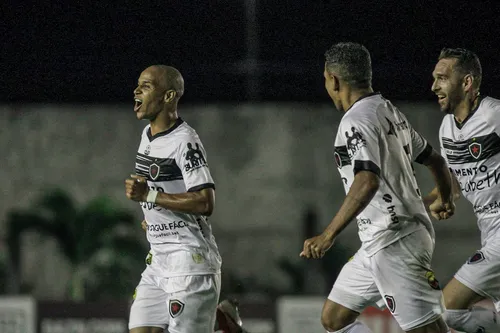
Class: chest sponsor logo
451,165,500,193
473,200,500,215
147,220,187,232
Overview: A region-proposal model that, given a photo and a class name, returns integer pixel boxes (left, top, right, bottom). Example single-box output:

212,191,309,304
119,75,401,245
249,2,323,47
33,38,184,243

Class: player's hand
125,174,149,202
429,197,455,220
141,219,148,231
300,233,335,259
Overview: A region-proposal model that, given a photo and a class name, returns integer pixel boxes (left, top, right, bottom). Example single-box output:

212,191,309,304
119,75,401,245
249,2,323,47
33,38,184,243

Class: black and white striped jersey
135,118,221,277
334,93,433,256
439,96,500,245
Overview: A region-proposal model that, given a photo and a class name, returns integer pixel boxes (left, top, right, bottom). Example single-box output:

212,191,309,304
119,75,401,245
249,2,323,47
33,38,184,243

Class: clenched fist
300,233,335,259
429,198,455,221
125,174,149,202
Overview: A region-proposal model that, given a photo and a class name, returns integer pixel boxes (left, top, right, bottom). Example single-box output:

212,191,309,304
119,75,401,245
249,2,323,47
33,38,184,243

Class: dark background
3,0,499,104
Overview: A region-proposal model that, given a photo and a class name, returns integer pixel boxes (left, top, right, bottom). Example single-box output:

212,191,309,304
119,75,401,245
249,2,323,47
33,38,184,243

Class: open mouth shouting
134,98,143,112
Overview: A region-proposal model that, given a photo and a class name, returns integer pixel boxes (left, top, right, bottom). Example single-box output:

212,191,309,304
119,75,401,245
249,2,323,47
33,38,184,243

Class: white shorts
328,229,445,331
455,235,500,312
129,273,221,333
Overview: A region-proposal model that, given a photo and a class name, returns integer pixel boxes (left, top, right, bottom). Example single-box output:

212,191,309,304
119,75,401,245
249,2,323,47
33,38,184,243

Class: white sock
444,307,500,332
327,320,373,333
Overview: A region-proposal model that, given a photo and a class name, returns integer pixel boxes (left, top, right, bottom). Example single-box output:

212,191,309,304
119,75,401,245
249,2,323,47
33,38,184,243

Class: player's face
133,68,167,120
324,66,343,111
431,58,465,114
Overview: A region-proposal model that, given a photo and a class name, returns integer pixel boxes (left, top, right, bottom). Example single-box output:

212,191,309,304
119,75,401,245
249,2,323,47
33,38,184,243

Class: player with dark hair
428,47,500,332
301,42,456,333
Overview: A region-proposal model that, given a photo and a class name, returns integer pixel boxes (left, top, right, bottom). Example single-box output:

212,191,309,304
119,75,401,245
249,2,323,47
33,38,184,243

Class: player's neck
150,110,179,136
453,94,480,123
342,87,374,112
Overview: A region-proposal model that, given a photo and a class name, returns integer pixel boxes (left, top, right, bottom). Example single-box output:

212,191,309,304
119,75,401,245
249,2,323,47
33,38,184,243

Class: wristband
146,190,158,203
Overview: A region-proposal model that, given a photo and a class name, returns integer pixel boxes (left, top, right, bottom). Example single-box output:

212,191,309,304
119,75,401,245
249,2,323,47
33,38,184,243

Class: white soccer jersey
334,93,434,256
439,96,500,246
135,118,221,277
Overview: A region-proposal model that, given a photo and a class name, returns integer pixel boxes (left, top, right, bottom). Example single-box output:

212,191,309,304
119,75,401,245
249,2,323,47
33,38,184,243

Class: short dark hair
324,42,372,89
439,48,482,89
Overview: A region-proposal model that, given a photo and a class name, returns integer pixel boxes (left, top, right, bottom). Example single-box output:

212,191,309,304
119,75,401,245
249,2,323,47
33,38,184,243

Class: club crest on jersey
149,163,160,180
468,142,482,159
345,127,367,158
467,250,485,264
425,271,441,290
169,299,185,318
144,145,151,155
384,295,396,313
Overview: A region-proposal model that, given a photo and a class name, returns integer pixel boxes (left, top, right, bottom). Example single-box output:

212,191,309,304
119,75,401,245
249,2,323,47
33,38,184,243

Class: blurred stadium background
1,1,498,332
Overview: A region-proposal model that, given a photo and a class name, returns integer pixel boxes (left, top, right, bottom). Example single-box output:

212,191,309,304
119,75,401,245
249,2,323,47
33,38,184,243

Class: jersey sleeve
340,115,381,176
486,98,500,134
176,134,215,192
410,126,433,164
438,123,448,163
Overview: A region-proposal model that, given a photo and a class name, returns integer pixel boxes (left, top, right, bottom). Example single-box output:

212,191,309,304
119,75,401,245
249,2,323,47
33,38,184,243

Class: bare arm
420,150,457,219
125,175,215,216
323,170,380,240
153,188,215,216
300,170,380,259
422,150,460,207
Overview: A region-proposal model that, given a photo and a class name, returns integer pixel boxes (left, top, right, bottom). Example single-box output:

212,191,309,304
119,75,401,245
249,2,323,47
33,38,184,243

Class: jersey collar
147,117,184,142
345,92,381,113
454,95,484,130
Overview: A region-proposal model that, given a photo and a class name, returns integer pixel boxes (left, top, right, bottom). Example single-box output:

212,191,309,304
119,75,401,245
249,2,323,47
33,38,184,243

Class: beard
439,91,463,115
441,103,453,114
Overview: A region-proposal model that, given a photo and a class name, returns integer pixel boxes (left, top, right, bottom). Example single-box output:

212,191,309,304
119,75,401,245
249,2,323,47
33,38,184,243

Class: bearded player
427,47,500,333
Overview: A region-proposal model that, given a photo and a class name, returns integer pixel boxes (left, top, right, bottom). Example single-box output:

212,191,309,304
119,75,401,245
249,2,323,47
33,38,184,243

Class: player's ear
463,74,473,93
164,90,177,103
332,74,341,92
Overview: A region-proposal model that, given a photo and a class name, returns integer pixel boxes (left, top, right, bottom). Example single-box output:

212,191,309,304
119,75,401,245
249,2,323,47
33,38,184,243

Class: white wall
0,102,481,298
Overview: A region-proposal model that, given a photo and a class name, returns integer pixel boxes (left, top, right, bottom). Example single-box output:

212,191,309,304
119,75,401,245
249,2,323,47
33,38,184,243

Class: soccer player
125,65,222,333
300,42,455,333
427,48,500,332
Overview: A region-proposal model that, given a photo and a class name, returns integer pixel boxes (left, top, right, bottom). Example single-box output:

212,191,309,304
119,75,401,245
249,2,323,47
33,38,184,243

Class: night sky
4,0,499,104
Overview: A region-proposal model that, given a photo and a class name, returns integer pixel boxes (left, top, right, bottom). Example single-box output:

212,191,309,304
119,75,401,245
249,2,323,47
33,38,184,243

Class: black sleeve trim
415,143,433,164
353,160,380,176
187,183,215,192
